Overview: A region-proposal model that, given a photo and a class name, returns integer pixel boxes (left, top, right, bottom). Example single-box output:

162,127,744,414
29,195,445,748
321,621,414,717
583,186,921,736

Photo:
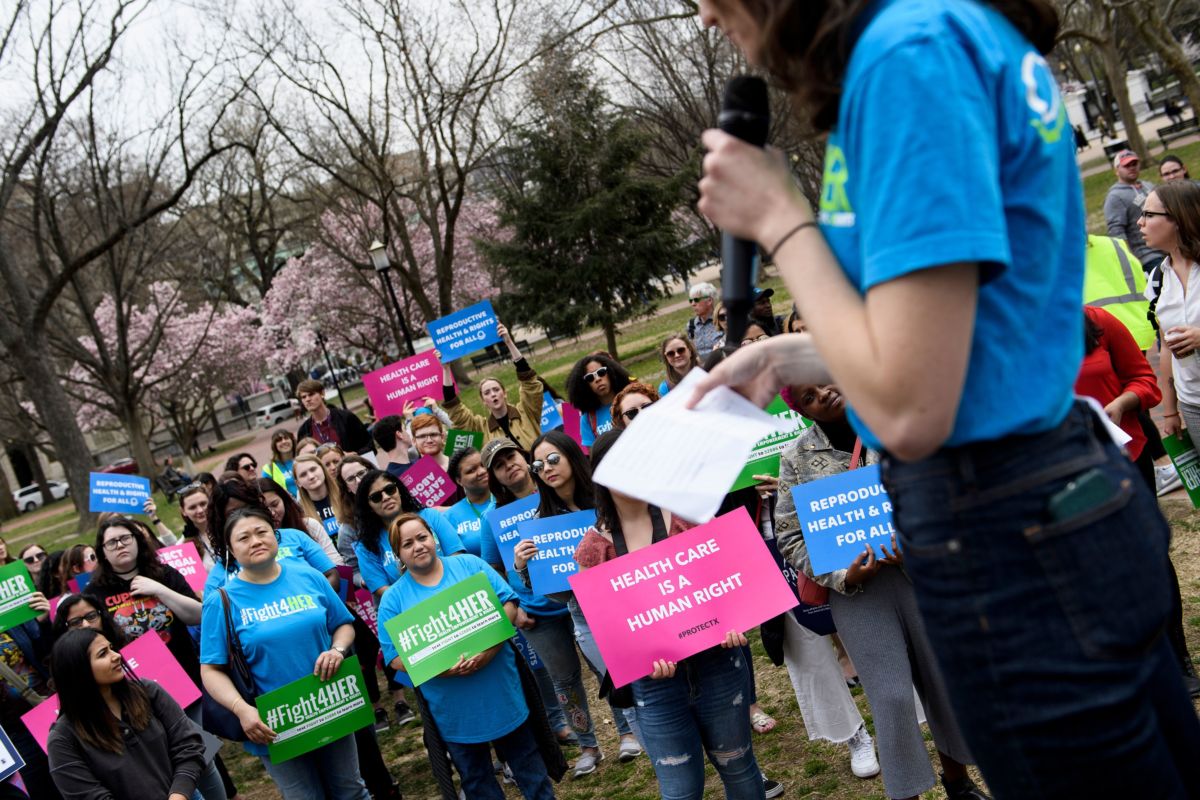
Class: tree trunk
1097,37,1150,158
1129,8,1200,120
0,464,17,520
4,339,97,528
604,322,619,360
24,443,51,504
206,398,226,443
450,360,473,389
122,409,159,483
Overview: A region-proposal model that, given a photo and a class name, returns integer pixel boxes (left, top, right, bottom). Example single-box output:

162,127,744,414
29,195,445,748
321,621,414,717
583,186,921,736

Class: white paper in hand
592,368,793,522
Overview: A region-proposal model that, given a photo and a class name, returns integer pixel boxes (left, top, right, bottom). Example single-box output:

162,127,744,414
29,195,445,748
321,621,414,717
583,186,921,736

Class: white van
256,400,298,428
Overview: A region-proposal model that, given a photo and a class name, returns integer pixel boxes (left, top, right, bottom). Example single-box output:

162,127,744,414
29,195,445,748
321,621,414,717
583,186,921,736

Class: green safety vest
1082,235,1155,350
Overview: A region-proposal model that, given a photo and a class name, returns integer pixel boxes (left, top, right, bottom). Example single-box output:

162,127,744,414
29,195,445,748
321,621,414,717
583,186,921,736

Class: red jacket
1075,306,1162,460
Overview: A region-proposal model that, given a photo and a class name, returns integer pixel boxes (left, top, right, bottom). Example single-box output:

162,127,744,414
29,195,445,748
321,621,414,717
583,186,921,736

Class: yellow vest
1083,235,1155,350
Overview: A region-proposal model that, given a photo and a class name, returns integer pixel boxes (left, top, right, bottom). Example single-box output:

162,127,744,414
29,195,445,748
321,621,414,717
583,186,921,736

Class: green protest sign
444,429,484,457
256,655,374,764
729,395,811,492
1161,433,1200,508
0,562,39,634
383,572,516,686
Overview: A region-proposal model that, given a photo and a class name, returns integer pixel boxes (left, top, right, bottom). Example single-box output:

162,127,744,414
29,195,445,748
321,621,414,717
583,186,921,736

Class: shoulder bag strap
219,588,256,692
611,505,669,558
849,437,864,471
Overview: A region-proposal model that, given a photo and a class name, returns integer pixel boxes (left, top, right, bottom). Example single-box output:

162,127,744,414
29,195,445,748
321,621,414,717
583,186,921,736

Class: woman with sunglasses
200,508,369,800
512,431,642,772
258,478,343,566
19,543,49,583
658,337,699,396
83,517,203,687
47,628,208,800
294,453,350,547
262,430,298,497
223,452,260,484
55,543,98,592
565,353,632,448
611,383,660,430
204,475,338,592
574,429,766,800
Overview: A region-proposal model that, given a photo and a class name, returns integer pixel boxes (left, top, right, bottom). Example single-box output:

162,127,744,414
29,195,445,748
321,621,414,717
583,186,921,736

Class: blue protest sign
427,300,503,362
540,392,563,433
88,472,151,513
512,630,543,670
518,509,596,596
789,465,896,576
0,723,23,782
485,494,541,573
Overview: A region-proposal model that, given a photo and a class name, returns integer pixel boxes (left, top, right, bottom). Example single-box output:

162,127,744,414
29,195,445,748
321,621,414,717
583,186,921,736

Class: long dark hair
531,431,594,518
354,470,422,556
257,478,309,531
743,0,1058,132
334,455,373,525
207,475,271,569
51,628,151,754
223,452,257,473
590,429,624,535
92,517,167,588
51,594,128,648
565,353,631,413
1084,309,1103,355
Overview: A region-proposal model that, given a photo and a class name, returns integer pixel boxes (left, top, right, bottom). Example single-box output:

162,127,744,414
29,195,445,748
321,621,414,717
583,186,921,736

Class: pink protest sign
21,696,60,753
157,542,208,596
47,595,62,623
561,403,583,449
123,631,202,708
349,588,378,636
569,506,797,687
363,352,444,418
399,456,455,508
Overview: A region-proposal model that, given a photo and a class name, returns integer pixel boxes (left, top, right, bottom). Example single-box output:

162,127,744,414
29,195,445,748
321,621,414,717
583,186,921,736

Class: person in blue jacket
692,0,1200,797
377,512,554,800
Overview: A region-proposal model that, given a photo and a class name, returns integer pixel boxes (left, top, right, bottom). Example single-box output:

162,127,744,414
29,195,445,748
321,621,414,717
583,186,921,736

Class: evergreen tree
481,53,703,358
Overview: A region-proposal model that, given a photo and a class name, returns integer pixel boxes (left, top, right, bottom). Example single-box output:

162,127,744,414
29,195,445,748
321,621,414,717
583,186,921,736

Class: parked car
12,480,70,513
256,400,300,428
98,458,139,475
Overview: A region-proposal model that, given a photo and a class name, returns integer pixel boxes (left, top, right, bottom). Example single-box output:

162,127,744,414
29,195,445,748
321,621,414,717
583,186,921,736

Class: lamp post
314,330,348,410
368,240,415,357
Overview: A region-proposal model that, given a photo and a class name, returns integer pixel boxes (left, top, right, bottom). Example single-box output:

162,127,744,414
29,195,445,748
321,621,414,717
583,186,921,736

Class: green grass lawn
1082,139,1200,232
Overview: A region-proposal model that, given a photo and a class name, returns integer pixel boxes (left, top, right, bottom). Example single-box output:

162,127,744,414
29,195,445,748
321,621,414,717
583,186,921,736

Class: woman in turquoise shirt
691,0,1200,797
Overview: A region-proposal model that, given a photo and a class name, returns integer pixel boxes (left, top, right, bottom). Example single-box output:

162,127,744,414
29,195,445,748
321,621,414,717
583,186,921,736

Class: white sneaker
1156,464,1183,496
848,725,880,778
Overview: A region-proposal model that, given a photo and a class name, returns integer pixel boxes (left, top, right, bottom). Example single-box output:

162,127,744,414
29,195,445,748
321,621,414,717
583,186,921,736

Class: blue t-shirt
439,497,497,557
820,0,1084,449
200,560,354,757
580,405,613,448
204,527,335,591
377,555,526,744
657,380,670,396
354,509,465,594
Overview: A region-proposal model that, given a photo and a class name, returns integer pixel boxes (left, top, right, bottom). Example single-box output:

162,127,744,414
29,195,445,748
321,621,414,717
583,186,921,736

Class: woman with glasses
204,475,338,592
19,543,49,582
294,453,350,547
566,353,632,449
223,453,260,483
83,517,203,687
47,628,209,800
740,321,771,348
1159,155,1193,183
262,430,298,497
258,478,342,566
200,508,370,800
611,383,660,431
658,336,699,396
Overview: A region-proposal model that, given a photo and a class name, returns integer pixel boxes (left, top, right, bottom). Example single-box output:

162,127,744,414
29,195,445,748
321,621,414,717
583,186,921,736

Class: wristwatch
331,645,350,657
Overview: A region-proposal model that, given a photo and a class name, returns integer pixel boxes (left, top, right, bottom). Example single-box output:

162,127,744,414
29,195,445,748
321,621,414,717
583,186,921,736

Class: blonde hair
293,454,350,525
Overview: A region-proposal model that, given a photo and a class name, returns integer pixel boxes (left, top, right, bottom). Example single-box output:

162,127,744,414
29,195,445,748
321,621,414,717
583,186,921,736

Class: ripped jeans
632,646,764,800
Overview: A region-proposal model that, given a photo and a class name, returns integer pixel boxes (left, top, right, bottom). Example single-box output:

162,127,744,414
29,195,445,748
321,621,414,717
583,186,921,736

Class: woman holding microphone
690,1,1199,797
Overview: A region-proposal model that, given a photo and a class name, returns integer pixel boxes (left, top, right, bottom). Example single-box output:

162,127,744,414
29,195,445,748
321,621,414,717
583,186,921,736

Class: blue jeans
884,401,1200,799
521,611,598,748
444,718,556,800
260,733,370,800
632,646,764,800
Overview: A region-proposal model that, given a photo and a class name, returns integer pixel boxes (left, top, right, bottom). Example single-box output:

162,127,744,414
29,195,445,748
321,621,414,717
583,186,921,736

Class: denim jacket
775,425,880,595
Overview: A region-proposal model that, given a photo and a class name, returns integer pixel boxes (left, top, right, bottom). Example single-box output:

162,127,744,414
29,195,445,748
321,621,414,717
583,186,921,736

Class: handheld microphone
718,75,769,350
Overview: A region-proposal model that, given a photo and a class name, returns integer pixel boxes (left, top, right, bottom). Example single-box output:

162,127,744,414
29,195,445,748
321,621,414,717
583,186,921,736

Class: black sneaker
395,701,417,726
764,777,784,798
942,774,991,800
373,707,390,732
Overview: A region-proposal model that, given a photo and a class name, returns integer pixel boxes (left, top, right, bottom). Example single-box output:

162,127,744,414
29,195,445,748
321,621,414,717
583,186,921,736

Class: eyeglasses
315,443,340,454
66,611,101,628
368,484,401,504
22,552,46,564
344,469,369,487
413,432,443,441
583,366,608,384
621,404,652,422
1162,167,1185,178
85,552,97,563
717,313,727,322
1141,209,1172,220
103,534,136,552
238,461,257,471
741,334,771,346
530,452,562,475
664,348,688,358
688,297,709,304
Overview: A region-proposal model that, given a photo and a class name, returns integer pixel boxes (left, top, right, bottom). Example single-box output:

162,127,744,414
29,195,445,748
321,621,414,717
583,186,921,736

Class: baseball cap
480,437,522,469
754,287,775,301
1113,150,1139,168
689,282,717,300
